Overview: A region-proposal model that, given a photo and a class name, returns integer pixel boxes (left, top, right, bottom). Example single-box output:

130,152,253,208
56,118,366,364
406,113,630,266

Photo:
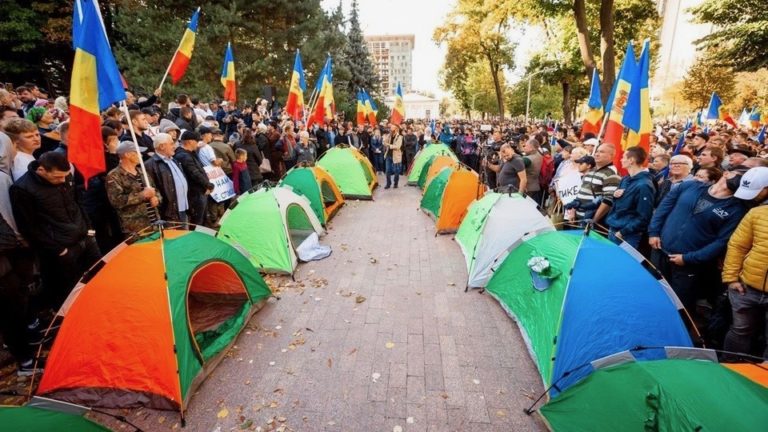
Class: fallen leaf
239,419,253,429
472,379,480,385
448,282,456,286
275,325,282,330
269,361,276,366
496,410,507,417
327,358,333,368
406,416,414,424
393,426,403,432
369,257,378,264
385,342,395,349
347,348,357,355
273,388,284,394
305,327,314,332
276,416,287,422
372,372,381,383
217,407,229,419
269,401,279,408
355,295,366,304
158,416,166,424
440,393,449,399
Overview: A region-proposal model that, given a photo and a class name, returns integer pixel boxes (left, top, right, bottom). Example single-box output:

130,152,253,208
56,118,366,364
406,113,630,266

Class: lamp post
525,68,555,124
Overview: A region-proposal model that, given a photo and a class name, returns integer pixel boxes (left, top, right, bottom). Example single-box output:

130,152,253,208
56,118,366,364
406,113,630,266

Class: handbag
549,198,564,228
259,158,272,174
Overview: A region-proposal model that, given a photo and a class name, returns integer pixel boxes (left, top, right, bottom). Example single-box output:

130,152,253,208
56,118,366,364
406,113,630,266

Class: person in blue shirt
605,146,655,249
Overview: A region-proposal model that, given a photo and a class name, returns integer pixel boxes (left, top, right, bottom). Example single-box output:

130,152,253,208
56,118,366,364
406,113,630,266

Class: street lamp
525,68,556,124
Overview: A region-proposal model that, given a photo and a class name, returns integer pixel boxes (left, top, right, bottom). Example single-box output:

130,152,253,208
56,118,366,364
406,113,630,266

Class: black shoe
17,358,44,377
394,184,398,188
384,185,391,189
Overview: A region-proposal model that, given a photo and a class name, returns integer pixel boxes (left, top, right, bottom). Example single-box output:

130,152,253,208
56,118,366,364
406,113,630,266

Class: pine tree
338,0,379,112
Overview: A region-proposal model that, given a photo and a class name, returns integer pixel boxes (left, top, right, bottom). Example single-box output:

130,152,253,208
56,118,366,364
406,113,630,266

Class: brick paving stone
91,183,546,431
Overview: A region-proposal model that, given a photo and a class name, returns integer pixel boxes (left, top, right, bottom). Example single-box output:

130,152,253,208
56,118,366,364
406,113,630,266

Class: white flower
527,256,550,274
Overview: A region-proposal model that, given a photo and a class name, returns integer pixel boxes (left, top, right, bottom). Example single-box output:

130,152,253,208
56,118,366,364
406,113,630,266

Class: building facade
364,35,415,96
384,92,440,120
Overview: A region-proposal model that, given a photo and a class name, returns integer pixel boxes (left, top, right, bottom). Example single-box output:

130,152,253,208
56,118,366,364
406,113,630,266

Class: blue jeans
385,157,401,187
725,287,768,359
373,153,384,172
608,229,642,250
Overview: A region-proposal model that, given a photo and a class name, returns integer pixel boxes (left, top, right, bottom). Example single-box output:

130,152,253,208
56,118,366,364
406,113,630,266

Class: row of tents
9,147,379,428
405,144,768,430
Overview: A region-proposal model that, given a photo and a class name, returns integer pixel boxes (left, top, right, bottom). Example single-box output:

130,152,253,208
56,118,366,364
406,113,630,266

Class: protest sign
205,166,236,202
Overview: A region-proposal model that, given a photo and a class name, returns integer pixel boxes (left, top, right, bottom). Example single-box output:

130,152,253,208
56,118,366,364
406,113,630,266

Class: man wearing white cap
722,167,768,359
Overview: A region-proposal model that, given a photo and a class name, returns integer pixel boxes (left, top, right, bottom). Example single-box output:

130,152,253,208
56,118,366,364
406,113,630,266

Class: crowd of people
0,82,766,380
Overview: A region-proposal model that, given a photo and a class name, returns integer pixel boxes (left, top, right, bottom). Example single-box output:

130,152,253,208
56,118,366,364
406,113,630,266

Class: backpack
539,152,555,190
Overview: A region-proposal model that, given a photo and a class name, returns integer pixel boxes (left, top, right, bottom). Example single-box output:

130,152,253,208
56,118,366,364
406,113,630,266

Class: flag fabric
390,82,405,125
749,107,763,128
72,0,84,48
307,56,334,128
69,0,125,186
581,68,603,137
672,128,687,156
738,109,750,127
757,125,766,144
364,90,377,126
603,42,639,167
356,91,366,126
168,8,199,85
622,39,652,171
285,50,306,121
692,111,703,132
705,92,736,128
220,42,236,102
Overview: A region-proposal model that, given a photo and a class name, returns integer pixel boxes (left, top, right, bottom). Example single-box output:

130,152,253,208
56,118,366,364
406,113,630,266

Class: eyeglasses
669,162,688,166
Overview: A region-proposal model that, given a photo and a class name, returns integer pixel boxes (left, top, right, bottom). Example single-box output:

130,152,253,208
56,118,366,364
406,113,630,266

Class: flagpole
120,101,152,187
304,87,320,125
593,111,611,156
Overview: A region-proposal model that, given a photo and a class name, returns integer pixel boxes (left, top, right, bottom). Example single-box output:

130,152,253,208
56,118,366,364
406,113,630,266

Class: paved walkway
97,179,545,431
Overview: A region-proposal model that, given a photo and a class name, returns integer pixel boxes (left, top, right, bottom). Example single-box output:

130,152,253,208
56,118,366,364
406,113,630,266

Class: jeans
188,193,208,227
650,249,700,312
608,229,642,250
39,237,101,310
385,157,401,188
372,153,384,173
724,287,768,359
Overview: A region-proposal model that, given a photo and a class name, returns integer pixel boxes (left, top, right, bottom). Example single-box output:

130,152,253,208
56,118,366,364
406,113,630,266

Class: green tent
279,166,345,225
541,358,768,431
407,143,458,185
420,166,453,219
218,186,324,274
0,406,110,432
316,146,377,199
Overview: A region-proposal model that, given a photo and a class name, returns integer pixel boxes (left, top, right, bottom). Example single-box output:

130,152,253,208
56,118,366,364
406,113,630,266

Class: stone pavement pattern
97,181,545,431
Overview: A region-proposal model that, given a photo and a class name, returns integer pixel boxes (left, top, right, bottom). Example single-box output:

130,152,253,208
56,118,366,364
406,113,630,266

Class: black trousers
39,237,101,310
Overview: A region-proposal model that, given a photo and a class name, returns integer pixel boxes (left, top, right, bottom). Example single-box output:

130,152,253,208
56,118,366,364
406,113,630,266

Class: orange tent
37,229,272,415
420,166,485,234
725,363,768,388
423,155,459,190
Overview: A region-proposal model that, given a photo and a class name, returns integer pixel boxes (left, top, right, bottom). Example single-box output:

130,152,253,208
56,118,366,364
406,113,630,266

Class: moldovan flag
390,82,405,125
285,50,306,121
356,91,366,126
581,68,603,137
308,56,334,127
220,42,236,102
622,39,652,170
168,8,200,85
705,92,736,128
603,42,639,162
749,107,763,128
364,90,377,126
69,0,125,186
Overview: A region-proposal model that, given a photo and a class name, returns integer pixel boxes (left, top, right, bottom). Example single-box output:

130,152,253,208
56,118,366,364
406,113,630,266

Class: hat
159,119,180,134
694,131,709,141
727,144,756,157
210,128,224,135
583,138,599,146
734,167,768,200
180,130,201,142
197,126,212,135
575,155,596,167
220,101,229,107
116,140,146,156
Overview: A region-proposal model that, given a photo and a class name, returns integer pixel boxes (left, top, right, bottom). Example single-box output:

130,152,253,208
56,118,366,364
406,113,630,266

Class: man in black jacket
174,131,214,226
10,152,101,309
145,133,189,224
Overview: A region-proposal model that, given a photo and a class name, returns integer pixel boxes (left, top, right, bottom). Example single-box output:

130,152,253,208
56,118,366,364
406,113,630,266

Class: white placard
555,170,582,205
205,166,236,202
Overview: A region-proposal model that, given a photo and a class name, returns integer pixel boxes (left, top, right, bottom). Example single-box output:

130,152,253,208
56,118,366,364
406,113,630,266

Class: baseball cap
734,167,768,200
583,138,599,146
210,128,224,136
116,140,147,156
575,155,596,167
728,144,756,157
197,126,212,135
180,130,201,141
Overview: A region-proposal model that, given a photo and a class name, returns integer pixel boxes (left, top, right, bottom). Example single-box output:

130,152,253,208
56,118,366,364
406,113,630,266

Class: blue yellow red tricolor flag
705,92,736,128
285,50,306,121
167,8,200,85
364,90,377,126
622,39,652,171
603,42,639,165
220,42,236,102
69,0,125,185
356,91,366,126
390,82,405,125
581,68,603,138
749,107,763,128
308,56,335,127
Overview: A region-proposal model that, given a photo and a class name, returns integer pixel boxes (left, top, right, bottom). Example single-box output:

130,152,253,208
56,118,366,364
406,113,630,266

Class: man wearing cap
567,143,620,224
582,137,599,153
722,167,768,359
196,126,221,168
726,144,755,170
647,168,748,312
174,131,214,226
145,133,189,224
106,141,160,235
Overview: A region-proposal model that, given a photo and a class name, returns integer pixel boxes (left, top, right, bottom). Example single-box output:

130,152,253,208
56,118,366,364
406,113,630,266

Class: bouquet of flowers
527,255,561,291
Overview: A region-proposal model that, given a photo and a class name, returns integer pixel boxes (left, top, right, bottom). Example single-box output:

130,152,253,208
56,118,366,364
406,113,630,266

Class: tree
682,53,736,109
434,0,515,119
690,0,768,72
733,69,768,111
338,0,378,103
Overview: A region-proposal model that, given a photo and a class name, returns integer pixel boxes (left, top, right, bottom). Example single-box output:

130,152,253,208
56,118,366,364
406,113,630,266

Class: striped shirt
575,163,620,218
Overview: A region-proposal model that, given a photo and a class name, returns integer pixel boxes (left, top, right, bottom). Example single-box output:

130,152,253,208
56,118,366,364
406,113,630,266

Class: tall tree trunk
599,0,615,105
561,80,572,125
573,0,595,77
488,58,505,120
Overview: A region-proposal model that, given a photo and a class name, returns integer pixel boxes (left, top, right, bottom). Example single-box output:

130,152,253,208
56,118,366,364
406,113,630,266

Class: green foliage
691,0,768,72
682,52,736,109
338,0,378,104
507,80,563,120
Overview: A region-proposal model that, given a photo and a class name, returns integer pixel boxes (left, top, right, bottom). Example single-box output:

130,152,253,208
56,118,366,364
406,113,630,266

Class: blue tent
485,230,693,395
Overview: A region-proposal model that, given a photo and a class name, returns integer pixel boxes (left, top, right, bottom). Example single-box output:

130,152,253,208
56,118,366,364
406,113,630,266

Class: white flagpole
119,102,152,187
